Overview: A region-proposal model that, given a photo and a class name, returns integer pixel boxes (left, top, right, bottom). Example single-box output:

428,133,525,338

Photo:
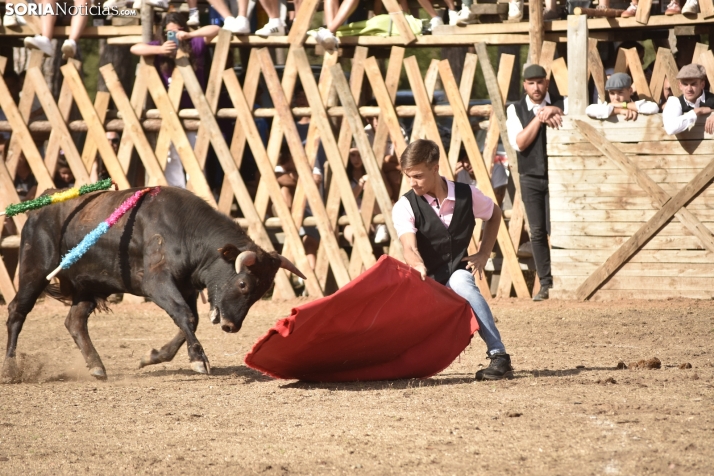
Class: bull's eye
238,281,247,290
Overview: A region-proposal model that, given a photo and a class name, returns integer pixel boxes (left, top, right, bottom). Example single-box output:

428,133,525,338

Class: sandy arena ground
0,295,712,475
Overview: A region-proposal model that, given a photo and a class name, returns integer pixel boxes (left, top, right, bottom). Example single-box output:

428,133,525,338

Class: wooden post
567,15,588,116
529,0,544,65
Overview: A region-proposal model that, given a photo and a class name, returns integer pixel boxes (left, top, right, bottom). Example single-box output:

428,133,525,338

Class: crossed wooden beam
0,20,537,302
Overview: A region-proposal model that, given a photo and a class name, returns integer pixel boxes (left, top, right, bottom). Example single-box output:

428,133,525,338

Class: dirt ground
0,295,712,475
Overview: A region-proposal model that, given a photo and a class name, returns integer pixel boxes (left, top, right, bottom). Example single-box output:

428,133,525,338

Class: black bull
1,187,306,381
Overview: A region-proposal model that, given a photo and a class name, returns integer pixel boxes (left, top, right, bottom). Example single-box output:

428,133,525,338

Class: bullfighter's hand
412,263,427,281
462,252,488,280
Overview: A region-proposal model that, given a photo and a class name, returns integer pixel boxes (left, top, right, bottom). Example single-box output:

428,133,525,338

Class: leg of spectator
255,0,286,36
447,269,506,355
40,0,57,39
303,235,318,270
520,175,552,289
206,0,234,18
415,0,439,18
326,0,361,32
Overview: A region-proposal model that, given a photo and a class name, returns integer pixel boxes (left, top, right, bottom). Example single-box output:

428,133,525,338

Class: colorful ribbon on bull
46,187,155,281
0,178,116,217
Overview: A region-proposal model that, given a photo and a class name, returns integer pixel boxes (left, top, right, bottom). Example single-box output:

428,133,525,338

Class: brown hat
676,63,706,80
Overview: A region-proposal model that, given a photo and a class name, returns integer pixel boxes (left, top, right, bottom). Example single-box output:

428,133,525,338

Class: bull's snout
220,319,241,333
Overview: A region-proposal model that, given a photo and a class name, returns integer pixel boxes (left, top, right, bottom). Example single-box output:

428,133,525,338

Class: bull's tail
43,283,72,305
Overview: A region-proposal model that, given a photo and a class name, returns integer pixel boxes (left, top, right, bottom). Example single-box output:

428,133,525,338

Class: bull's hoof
190,360,211,375
89,367,107,380
138,349,160,369
1,358,20,384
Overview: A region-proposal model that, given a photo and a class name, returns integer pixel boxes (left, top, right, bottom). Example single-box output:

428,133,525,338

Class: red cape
245,256,479,382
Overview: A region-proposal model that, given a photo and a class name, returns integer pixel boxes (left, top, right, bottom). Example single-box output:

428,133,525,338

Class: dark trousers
520,174,552,288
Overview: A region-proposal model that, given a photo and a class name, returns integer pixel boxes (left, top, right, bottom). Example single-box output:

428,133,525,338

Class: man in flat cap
586,73,660,121
662,63,714,135
506,64,566,301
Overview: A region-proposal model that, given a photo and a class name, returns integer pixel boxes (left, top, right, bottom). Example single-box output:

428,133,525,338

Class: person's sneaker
23,35,54,57
315,27,340,51
187,9,200,26
448,9,458,25
682,0,699,13
255,18,286,37
508,0,524,20
533,285,551,301
665,0,681,14
620,2,637,16
146,0,168,9
223,15,251,34
61,39,77,59
456,5,478,25
429,15,444,31
475,353,514,381
2,13,21,27
542,7,560,20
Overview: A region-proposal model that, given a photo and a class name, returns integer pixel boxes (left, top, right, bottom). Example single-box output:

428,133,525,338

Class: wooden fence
0,0,547,304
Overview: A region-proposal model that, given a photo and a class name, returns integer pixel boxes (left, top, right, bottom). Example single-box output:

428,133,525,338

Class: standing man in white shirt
586,73,660,121
505,64,565,301
662,64,714,135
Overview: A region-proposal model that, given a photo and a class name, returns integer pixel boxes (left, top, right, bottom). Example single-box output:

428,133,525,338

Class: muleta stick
46,187,155,280
0,178,116,217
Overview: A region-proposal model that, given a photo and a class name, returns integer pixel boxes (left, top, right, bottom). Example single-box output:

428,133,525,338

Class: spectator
662,63,714,135
509,0,559,21
343,147,391,246
620,0,639,17
454,146,508,208
506,64,566,301
414,0,477,29
586,73,659,121
14,153,37,202
22,0,97,58
274,142,321,270
1,7,26,28
131,13,219,187
55,156,75,188
206,0,285,36
89,132,117,182
664,0,699,14
364,114,407,203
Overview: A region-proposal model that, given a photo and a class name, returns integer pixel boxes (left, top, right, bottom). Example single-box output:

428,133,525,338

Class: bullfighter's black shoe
532,286,551,302
475,353,514,381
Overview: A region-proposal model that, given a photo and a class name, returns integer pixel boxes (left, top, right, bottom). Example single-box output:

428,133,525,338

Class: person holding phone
130,12,220,188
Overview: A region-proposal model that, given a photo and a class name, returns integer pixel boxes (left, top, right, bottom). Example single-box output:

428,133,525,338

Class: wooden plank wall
0,30,540,302
547,114,714,301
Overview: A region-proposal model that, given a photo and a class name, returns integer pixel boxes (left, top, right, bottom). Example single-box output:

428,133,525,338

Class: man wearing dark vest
392,139,513,381
505,64,566,302
662,63,714,135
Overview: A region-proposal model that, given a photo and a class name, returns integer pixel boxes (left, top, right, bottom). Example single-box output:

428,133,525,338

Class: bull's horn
279,255,307,280
235,250,257,274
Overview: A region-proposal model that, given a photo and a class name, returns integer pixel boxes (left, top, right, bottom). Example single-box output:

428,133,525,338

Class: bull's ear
218,244,240,262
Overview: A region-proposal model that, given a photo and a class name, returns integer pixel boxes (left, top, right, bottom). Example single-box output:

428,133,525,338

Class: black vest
678,91,714,112
513,95,565,178
405,181,475,285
